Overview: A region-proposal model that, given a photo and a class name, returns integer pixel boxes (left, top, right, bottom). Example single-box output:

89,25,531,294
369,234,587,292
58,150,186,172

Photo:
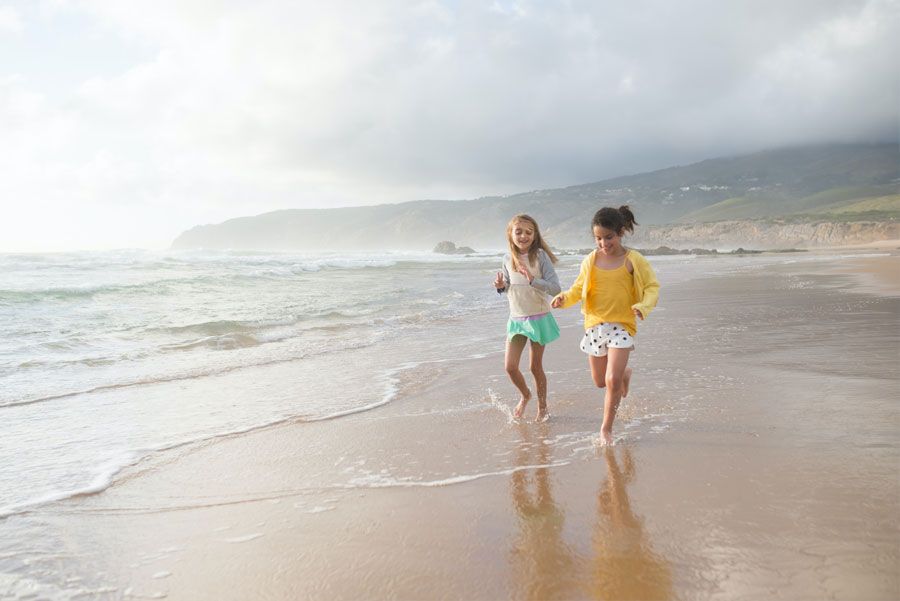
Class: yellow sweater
554,249,660,334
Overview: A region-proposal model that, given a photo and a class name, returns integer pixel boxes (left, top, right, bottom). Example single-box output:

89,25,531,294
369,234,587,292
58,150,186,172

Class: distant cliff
633,220,899,249
172,143,899,251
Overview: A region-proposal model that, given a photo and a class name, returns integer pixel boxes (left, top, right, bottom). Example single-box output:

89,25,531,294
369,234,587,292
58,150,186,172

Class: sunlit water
0,249,875,518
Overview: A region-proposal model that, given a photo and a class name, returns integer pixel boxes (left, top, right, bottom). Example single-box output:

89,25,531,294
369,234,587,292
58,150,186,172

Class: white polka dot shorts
579,322,634,356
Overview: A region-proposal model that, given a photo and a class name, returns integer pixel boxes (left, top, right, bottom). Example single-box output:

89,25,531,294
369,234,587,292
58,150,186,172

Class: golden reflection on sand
508,428,673,600
589,447,673,600
508,423,580,600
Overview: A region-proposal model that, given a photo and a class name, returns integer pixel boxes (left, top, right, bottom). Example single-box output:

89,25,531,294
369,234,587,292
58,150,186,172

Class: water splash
487,388,516,423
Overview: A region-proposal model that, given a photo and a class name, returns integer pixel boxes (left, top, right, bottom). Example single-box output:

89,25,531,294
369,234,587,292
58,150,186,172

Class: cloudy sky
1,0,897,251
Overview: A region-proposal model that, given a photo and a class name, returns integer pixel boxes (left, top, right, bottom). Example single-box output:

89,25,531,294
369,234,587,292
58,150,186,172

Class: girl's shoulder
625,249,658,279
536,248,563,267
626,248,649,264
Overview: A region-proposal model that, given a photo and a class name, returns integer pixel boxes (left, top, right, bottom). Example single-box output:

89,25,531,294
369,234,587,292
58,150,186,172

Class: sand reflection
508,423,580,600
589,447,673,600
508,431,673,600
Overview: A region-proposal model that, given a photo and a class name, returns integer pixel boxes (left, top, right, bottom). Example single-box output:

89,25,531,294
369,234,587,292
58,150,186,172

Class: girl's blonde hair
506,214,558,272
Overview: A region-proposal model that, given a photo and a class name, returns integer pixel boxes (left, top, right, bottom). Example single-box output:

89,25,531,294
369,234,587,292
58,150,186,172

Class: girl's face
593,225,623,255
511,221,535,253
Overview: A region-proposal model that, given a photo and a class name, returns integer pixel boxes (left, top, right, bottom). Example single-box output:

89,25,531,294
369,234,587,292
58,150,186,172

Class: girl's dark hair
592,205,638,235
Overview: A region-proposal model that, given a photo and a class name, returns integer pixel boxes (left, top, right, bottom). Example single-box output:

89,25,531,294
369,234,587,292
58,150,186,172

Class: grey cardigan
498,249,562,316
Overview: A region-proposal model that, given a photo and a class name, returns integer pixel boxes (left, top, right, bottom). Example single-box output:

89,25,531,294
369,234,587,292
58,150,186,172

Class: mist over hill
172,143,899,251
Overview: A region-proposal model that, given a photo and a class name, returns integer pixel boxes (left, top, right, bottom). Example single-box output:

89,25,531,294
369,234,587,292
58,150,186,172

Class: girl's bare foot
599,429,615,446
622,367,632,398
535,404,549,422
513,391,531,419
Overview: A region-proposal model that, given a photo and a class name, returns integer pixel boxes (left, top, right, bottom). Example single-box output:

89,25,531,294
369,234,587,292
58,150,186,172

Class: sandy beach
3,250,898,600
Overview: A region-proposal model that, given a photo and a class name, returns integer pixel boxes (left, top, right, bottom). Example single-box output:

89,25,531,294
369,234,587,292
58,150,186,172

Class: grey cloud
50,0,900,204
242,0,897,196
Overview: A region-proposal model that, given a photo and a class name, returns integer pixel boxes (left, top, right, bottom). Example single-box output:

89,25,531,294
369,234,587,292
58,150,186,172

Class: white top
500,249,561,318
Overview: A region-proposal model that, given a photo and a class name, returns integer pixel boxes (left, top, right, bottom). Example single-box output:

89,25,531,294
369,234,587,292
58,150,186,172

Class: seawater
0,248,857,518
0,249,508,516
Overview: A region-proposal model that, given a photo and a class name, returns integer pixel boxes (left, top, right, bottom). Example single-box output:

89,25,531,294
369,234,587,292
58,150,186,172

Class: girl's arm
552,257,588,309
495,258,512,293
531,250,562,297
631,254,660,318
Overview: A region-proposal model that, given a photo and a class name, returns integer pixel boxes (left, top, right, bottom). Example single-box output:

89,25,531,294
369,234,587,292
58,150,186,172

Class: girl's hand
517,265,533,283
551,295,563,309
493,271,505,289
633,308,644,320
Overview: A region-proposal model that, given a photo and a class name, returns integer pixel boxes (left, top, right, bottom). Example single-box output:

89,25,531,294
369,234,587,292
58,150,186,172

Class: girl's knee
606,374,623,391
592,377,606,388
505,365,521,377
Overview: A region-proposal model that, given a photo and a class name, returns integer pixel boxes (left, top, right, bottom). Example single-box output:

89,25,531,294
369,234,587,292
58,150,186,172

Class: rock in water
433,241,476,254
433,241,457,254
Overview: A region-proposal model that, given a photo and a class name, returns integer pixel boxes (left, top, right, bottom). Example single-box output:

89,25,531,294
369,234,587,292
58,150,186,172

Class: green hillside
172,143,900,250
826,193,900,214
675,195,781,222
678,185,900,223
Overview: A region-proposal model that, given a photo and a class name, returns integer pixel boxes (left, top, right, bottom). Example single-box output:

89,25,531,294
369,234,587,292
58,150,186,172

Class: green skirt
507,313,560,346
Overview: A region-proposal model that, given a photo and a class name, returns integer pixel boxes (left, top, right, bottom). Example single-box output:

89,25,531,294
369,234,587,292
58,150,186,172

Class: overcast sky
1,0,897,251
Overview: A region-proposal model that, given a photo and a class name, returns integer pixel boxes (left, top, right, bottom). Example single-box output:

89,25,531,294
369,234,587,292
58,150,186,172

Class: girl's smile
512,222,535,253
593,225,624,256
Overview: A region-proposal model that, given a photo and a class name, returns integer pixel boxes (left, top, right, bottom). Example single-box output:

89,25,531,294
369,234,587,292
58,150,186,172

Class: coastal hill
172,143,899,250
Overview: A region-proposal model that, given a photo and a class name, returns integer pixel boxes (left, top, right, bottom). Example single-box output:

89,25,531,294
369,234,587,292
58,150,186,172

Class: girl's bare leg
588,354,608,389
528,341,549,422
505,335,531,418
589,355,632,394
600,348,632,445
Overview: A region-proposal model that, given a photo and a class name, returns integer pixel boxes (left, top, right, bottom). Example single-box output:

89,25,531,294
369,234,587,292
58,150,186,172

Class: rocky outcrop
433,241,476,254
630,220,899,249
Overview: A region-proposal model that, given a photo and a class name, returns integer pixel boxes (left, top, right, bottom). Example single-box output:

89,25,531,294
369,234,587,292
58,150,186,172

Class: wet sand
4,251,899,600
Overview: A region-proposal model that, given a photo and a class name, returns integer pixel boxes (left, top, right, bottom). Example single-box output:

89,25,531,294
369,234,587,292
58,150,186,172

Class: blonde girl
551,206,660,445
493,215,562,421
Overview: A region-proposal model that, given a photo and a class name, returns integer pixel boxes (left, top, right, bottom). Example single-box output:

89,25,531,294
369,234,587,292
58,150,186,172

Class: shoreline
471,239,900,259
2,250,898,600
822,237,900,250
825,252,900,296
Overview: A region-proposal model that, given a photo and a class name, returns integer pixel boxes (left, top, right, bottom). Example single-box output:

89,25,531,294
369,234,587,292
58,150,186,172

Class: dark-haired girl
551,206,660,445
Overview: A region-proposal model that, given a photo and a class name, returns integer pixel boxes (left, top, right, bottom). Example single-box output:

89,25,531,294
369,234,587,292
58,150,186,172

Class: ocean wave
343,459,573,490
0,286,124,304
153,318,291,337
16,355,119,370
2,249,500,276
150,310,376,338
2,309,405,385
0,335,380,410
0,269,385,305
232,255,495,276
0,450,145,519
0,277,205,304
160,333,263,351
0,252,507,309
0,356,412,519
160,319,380,351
